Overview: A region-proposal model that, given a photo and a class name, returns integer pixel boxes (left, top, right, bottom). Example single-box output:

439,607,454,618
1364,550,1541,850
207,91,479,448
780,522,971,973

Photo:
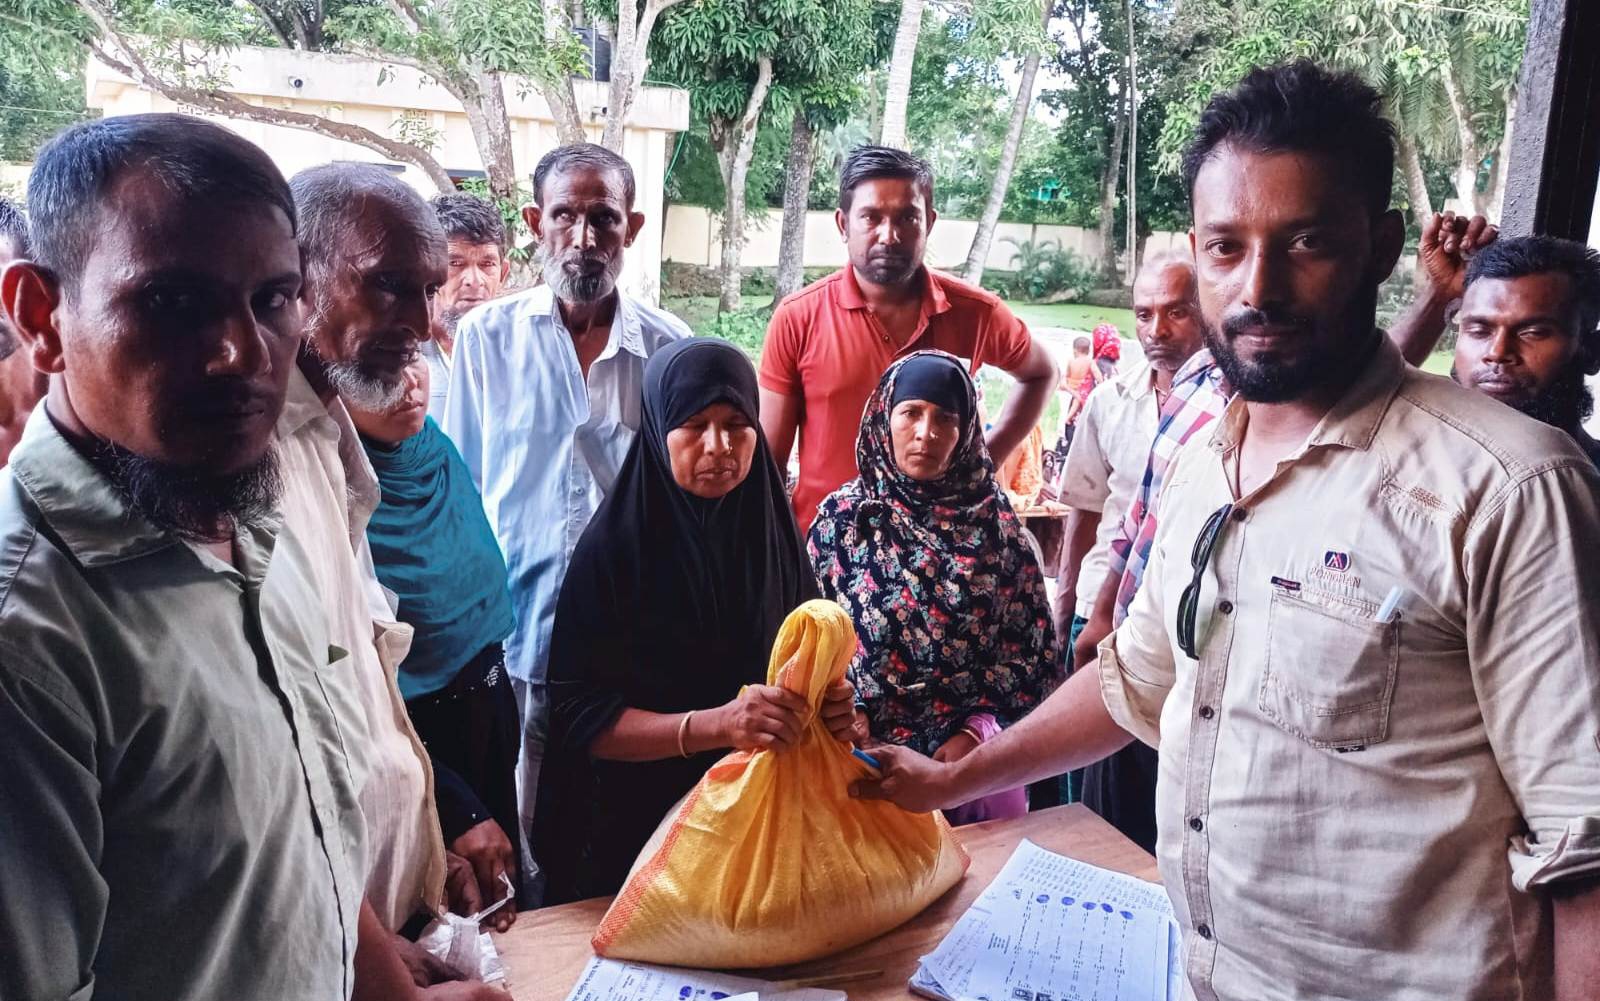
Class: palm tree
879,0,926,148
962,0,1051,287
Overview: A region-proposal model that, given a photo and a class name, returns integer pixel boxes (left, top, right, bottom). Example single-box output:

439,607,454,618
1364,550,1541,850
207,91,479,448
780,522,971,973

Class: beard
544,249,621,304
95,439,282,544
858,248,921,286
1455,363,1596,432
1207,286,1379,403
323,357,408,411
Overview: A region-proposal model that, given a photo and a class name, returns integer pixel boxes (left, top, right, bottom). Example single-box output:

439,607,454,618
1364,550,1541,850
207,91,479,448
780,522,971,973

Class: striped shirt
1105,350,1232,624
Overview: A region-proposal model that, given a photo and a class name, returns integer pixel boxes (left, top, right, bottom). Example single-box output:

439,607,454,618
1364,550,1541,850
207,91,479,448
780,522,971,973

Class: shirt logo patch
1323,551,1351,573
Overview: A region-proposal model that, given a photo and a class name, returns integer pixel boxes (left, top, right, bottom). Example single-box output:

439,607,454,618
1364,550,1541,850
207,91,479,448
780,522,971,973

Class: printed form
914,840,1182,1001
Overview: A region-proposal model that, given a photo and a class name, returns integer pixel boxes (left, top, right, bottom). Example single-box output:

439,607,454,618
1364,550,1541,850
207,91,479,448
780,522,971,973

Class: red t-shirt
759,266,1035,532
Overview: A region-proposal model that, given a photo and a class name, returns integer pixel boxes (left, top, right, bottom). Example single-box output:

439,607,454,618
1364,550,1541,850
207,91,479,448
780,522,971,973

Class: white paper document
915,839,1183,1001
562,957,846,1001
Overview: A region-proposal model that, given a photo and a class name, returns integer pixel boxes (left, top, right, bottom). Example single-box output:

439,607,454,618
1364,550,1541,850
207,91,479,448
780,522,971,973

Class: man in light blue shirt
443,143,689,899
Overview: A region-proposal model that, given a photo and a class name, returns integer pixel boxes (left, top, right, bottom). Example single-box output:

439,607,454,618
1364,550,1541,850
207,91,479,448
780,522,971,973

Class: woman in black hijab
534,338,854,904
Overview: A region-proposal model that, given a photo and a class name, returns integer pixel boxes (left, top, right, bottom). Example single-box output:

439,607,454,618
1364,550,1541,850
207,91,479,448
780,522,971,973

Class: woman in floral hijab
808,351,1060,824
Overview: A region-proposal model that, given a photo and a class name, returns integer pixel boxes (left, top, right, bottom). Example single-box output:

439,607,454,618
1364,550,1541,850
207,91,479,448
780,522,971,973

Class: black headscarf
891,353,974,428
534,338,817,903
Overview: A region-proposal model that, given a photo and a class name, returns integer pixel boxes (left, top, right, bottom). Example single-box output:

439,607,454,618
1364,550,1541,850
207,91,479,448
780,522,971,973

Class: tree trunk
460,69,521,201
540,0,588,144
879,0,926,149
961,5,1046,286
1485,82,1516,221
772,107,817,306
1440,54,1482,211
1096,87,1127,287
717,56,775,314
1122,0,1137,286
1397,131,1433,232
601,0,690,151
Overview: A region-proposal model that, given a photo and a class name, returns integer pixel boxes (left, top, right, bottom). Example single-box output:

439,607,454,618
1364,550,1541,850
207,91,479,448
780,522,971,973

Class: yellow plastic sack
592,599,969,968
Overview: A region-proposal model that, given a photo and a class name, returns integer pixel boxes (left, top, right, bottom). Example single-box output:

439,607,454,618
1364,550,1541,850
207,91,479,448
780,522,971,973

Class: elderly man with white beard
442,143,690,904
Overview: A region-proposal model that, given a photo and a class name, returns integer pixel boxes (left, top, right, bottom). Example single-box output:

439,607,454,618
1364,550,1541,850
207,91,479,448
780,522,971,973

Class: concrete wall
663,204,1117,272
663,203,1193,275
84,46,689,303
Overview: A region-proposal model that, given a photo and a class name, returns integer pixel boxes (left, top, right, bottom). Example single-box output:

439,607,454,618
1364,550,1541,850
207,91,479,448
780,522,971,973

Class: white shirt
276,369,445,931
1059,359,1161,617
442,284,691,685
421,338,451,425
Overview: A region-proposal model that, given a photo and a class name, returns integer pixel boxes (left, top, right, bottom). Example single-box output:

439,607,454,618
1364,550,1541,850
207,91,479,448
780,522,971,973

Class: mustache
178,380,277,415
1221,307,1314,339
559,250,609,269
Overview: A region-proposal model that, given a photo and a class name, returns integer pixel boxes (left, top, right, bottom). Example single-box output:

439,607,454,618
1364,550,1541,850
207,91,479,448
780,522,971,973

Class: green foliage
0,0,92,159
1151,0,1529,211
994,238,1097,301
696,307,768,358
327,0,585,92
453,176,533,260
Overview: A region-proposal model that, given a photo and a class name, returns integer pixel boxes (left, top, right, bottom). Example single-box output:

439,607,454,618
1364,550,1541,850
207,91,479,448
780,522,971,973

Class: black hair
1466,235,1600,337
290,162,442,283
27,113,295,292
839,144,935,213
431,191,506,249
532,143,636,208
0,196,29,259
1182,60,1396,218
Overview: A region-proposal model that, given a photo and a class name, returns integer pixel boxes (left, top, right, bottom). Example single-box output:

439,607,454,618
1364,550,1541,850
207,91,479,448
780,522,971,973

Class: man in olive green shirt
0,114,383,1000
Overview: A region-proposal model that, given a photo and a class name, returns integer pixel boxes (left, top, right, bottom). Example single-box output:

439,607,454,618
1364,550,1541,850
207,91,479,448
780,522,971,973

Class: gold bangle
677,710,695,758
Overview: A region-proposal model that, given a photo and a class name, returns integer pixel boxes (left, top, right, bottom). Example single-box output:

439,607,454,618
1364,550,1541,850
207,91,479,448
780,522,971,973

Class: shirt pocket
1258,589,1398,751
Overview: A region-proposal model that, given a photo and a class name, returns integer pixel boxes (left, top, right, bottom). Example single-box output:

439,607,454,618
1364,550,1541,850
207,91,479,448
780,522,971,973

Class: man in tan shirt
856,62,1600,1000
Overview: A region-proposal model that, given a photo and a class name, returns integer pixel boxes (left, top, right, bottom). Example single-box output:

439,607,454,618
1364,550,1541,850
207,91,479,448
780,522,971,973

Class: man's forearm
353,898,421,1001
944,666,1134,805
1388,282,1454,367
1554,877,1600,1001
986,373,1053,464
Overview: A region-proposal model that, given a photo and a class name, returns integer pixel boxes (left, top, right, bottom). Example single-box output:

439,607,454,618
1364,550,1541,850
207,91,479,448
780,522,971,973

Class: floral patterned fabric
807,351,1061,757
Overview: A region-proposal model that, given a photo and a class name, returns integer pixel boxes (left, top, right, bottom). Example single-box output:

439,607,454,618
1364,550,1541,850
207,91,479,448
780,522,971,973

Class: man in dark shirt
1452,235,1600,467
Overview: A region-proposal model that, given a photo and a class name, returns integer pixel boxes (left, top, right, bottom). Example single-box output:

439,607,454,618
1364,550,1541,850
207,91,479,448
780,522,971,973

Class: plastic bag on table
591,599,970,968
416,873,513,984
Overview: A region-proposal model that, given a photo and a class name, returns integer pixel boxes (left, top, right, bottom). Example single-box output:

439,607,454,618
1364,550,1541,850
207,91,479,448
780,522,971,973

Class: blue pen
851,747,882,771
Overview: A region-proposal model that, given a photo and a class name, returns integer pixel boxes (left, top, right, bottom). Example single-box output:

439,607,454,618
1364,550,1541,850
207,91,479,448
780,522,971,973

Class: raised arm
1389,211,1498,366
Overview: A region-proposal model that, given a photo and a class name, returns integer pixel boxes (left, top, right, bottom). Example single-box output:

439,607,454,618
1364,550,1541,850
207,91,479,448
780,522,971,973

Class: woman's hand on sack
849,743,962,814
715,684,809,751
820,679,865,744
932,730,980,763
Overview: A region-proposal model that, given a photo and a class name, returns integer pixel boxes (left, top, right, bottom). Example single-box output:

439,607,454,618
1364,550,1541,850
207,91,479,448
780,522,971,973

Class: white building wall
84,46,689,304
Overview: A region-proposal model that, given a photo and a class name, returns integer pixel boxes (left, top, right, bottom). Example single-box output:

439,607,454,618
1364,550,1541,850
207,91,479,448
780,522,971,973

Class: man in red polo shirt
759,145,1059,532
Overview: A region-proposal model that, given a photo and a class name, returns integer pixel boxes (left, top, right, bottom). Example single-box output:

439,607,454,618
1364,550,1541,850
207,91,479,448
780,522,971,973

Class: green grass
661,294,1136,339
1420,350,1453,375
1008,302,1135,337
662,295,723,333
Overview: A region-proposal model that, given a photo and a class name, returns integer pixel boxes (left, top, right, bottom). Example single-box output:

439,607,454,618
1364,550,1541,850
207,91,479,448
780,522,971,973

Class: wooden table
494,804,1160,1001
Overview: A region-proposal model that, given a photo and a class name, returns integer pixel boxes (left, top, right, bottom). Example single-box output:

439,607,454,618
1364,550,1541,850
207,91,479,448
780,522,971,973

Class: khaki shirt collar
1209,332,1405,457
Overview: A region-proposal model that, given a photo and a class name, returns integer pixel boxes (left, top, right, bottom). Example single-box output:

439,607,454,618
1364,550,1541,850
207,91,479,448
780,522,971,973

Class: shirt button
1189,816,1204,832
1197,923,1213,940
1218,600,1234,614
1198,705,1215,720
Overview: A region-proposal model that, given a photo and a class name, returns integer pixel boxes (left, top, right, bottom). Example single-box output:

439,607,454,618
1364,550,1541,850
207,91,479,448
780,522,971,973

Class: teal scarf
363,418,516,700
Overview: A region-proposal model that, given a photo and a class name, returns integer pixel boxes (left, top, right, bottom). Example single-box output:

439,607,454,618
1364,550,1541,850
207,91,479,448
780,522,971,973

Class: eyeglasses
1176,503,1234,660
